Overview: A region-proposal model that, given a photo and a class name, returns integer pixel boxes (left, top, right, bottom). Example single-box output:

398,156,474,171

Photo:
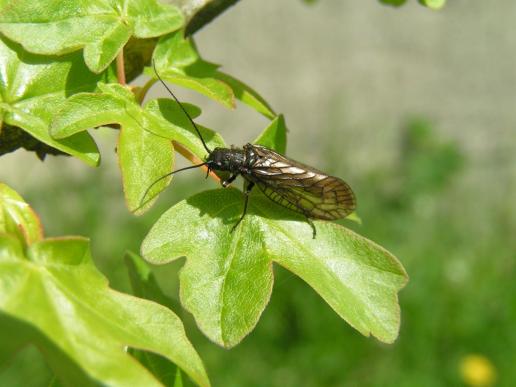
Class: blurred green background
1,1,515,386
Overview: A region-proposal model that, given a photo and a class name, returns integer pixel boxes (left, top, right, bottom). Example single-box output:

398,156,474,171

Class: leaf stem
116,49,126,85
173,141,220,183
135,78,157,104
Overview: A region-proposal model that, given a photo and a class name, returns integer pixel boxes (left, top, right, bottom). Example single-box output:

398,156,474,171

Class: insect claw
306,218,317,239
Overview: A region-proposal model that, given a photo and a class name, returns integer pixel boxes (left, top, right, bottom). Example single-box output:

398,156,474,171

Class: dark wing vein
248,145,356,220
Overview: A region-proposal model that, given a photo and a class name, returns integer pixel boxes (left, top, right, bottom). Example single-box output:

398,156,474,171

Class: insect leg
305,217,317,239
222,174,237,188
231,181,255,232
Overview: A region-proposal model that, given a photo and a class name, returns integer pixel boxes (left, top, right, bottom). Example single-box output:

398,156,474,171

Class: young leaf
152,31,235,109
419,0,445,9
50,84,223,213
214,72,276,119
0,233,210,387
50,83,175,213
118,118,174,214
144,98,226,160
141,188,408,348
0,36,105,165
0,183,43,245
0,0,184,73
253,114,287,154
151,31,275,118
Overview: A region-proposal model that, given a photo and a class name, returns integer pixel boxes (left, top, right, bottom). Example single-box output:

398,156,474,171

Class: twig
116,49,126,85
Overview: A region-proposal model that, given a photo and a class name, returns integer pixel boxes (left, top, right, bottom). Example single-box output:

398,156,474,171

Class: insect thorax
207,147,246,173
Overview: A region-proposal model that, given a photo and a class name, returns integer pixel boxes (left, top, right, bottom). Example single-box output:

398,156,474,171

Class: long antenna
152,60,212,154
135,162,208,213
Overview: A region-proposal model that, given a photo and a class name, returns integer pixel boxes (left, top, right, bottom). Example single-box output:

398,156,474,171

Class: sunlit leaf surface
142,188,408,348
0,184,210,387
0,0,184,72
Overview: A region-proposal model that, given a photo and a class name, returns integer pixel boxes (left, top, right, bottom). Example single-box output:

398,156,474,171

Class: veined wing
248,145,356,220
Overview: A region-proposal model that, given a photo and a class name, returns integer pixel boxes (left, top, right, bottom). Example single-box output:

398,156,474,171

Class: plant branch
183,0,242,36
116,49,126,85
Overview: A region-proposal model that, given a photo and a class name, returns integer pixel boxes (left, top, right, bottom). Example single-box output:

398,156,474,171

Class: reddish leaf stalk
116,49,126,85
173,141,220,183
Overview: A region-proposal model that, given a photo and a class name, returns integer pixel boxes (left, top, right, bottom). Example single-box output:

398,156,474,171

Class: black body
149,62,356,237
205,143,356,234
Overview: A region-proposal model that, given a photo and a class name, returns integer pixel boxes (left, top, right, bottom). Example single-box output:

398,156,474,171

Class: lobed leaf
144,98,226,159
50,84,224,213
0,186,210,387
125,252,183,386
0,35,107,165
0,0,184,73
51,83,175,213
214,71,276,119
118,118,174,215
152,31,234,109
253,114,287,154
0,183,43,246
151,30,274,117
0,235,210,386
141,188,408,348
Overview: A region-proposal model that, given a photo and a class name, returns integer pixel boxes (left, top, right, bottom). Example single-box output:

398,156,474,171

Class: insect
142,63,357,237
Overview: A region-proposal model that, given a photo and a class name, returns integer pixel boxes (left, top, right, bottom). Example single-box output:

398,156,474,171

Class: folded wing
248,145,356,220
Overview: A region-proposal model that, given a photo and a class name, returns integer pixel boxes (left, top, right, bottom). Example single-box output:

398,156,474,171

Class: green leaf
419,0,445,10
0,310,95,386
141,188,408,348
378,0,407,6
214,72,276,119
379,0,445,8
174,368,184,387
125,252,183,386
50,83,137,139
50,93,127,139
50,84,164,213
253,114,287,154
0,233,210,387
51,83,175,214
0,183,43,246
125,251,178,313
144,98,226,160
152,31,275,117
119,117,174,215
0,0,184,73
0,35,104,166
151,31,235,108
50,84,223,213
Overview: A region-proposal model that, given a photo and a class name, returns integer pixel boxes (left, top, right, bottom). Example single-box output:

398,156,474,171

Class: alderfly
142,63,356,237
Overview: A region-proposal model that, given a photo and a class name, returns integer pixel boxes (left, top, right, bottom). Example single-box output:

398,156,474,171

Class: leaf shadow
0,311,96,386
185,187,306,227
